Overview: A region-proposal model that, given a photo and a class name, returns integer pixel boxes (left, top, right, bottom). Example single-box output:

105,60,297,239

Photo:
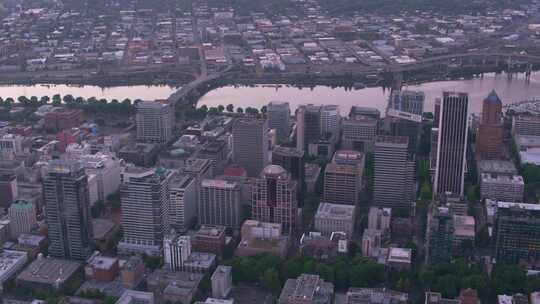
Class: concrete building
272,145,305,187
279,274,334,304
182,252,217,274
199,179,242,228
495,202,540,264
477,160,518,181
425,205,453,264
349,106,380,120
43,160,93,260
267,101,291,141
341,115,378,152
146,270,203,304
211,266,232,299
323,160,363,206
373,136,415,208
252,165,298,234
192,225,226,256
85,253,119,282
345,288,408,304
480,173,524,202
368,207,391,231
8,200,37,239
136,100,175,144
320,105,340,136
512,114,540,136
314,203,356,237
361,229,384,258
477,90,504,159
0,134,23,157
117,290,155,304
386,247,412,270
235,220,289,258
434,92,469,196
118,143,160,167
0,174,17,209
163,233,191,272
452,215,475,256
0,250,27,291
389,90,425,115
296,104,322,152
118,167,173,256
16,257,82,293
169,174,198,232
78,153,122,202
232,117,268,177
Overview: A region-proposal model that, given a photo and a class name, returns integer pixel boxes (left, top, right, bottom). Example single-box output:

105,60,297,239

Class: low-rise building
182,252,216,274
192,225,226,257
480,173,524,202
116,290,155,304
279,274,334,304
0,250,27,291
386,247,412,270
120,256,145,289
345,288,408,304
147,270,203,304
16,257,82,293
235,220,289,258
85,253,119,283
211,265,232,299
314,203,356,237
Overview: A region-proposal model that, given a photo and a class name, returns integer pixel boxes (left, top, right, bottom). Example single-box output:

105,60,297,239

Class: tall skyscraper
252,165,298,234
136,100,175,144
434,92,469,196
320,105,340,136
272,145,305,186
477,90,504,159
296,105,322,151
118,167,172,256
373,136,415,207
232,117,268,177
43,160,93,260
267,101,291,142
198,179,242,228
169,174,198,232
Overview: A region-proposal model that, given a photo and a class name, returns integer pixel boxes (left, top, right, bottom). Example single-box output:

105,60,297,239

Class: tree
40,96,50,105
420,182,432,201
208,107,220,116
261,105,267,114
52,94,62,106
492,265,527,295
217,105,225,112
434,274,460,298
261,269,281,294
63,94,75,104
18,96,30,106
226,104,234,112
236,107,244,113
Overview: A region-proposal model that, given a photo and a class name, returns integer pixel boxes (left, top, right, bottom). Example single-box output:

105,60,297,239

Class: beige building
314,203,356,238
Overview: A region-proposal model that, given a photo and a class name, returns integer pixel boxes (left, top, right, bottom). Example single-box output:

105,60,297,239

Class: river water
1,72,540,114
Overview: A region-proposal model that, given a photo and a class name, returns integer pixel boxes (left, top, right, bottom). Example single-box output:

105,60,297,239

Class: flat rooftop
387,247,412,264
315,203,355,220
0,250,27,279
17,257,81,285
481,173,524,184
478,160,517,175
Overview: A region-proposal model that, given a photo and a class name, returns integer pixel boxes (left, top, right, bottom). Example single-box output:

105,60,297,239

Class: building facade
314,203,356,237
477,90,504,159
163,233,191,271
252,165,298,234
232,117,268,177
198,179,242,228
434,92,469,196
267,101,291,141
272,145,305,187
43,160,93,260
341,115,378,152
296,105,322,152
136,100,175,144
480,173,524,202
8,200,37,239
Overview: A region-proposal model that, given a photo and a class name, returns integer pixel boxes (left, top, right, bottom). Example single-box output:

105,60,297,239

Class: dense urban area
2,1,540,304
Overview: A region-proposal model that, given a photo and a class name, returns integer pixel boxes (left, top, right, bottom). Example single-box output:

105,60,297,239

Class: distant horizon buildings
434,92,469,196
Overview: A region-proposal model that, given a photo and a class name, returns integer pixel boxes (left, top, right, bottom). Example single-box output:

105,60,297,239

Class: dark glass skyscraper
434,92,469,196
43,160,93,260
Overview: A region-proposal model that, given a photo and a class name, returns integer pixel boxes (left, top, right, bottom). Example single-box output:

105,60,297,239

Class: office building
0,134,23,157
8,200,37,239
361,229,384,258
147,270,203,304
163,233,191,271
477,91,504,159
121,256,145,289
434,92,469,196
478,160,518,181
279,274,334,304
323,162,362,206
118,167,173,256
386,247,413,270
267,101,291,141
349,106,380,120
43,160,93,260
85,253,119,282
368,207,391,231
272,145,305,186
495,202,540,264
512,114,540,136
44,108,84,132
235,220,290,258
425,205,453,264
211,265,232,299
388,90,425,115
192,225,226,256
136,100,175,144
0,174,17,210
169,174,198,232
297,104,322,151
117,290,155,304
452,215,475,256
480,173,524,202
182,252,216,274
345,288,408,304
320,105,340,136
373,136,415,208
199,179,242,228
314,203,356,237
341,115,378,152
0,250,28,291
232,117,268,177
252,165,298,233
78,153,122,202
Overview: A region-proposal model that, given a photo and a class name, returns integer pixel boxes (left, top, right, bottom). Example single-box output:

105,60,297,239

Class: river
1,72,540,114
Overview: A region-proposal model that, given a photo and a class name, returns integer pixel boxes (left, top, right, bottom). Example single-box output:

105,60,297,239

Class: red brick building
45,109,84,132
477,90,504,160
192,225,226,256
